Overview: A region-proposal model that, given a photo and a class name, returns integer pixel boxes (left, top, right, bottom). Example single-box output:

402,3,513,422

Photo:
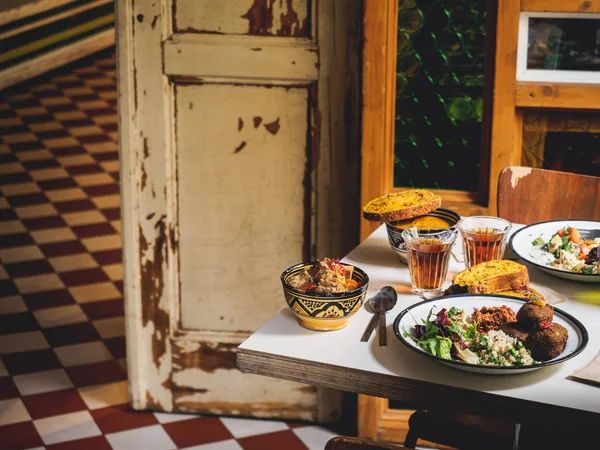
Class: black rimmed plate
509,220,600,283
393,294,588,375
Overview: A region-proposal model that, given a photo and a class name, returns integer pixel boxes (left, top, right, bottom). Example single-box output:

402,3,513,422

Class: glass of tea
457,216,512,268
401,227,457,295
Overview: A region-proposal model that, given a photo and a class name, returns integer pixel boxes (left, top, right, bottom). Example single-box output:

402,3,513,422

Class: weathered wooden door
117,0,361,420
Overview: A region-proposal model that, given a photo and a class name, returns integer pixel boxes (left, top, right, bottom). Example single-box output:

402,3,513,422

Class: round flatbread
362,190,441,222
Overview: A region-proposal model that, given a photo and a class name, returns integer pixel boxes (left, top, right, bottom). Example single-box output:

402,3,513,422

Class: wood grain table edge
236,347,600,427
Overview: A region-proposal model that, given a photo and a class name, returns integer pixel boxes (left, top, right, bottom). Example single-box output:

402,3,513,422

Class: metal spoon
360,286,398,346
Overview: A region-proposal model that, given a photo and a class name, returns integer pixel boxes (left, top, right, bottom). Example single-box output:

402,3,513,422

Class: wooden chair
403,409,515,450
325,436,408,450
328,411,516,450
497,166,600,224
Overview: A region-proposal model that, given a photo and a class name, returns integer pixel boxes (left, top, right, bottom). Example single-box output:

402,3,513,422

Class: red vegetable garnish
329,259,345,276
539,321,552,330
435,308,452,327
299,282,317,292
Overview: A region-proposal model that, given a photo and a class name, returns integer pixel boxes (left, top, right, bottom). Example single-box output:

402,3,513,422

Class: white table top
238,225,600,423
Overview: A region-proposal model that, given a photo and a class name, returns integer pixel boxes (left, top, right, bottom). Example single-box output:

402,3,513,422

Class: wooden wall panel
487,0,521,216
314,0,363,259
520,0,600,12
515,83,600,109
0,0,114,89
0,0,74,25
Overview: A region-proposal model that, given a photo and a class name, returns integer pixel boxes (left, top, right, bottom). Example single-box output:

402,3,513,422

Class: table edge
236,347,600,425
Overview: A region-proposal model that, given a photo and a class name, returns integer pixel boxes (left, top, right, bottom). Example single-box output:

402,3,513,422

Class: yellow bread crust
362,190,442,222
445,260,530,295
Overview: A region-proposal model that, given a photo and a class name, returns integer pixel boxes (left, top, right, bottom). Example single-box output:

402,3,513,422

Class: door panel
174,0,311,36
171,355,318,419
177,84,308,332
119,0,361,421
163,35,318,82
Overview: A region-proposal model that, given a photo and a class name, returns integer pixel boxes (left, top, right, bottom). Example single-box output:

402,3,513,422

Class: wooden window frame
360,0,495,241
360,0,398,240
361,0,600,242
516,11,600,84
489,0,600,216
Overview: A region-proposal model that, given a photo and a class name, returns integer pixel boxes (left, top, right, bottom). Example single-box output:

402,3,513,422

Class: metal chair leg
512,423,521,450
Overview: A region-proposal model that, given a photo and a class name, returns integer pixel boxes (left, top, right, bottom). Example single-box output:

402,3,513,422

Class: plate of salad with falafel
393,294,588,374
509,220,600,283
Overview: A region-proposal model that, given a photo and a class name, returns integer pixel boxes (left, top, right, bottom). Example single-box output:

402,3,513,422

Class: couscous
404,305,538,367
472,329,535,366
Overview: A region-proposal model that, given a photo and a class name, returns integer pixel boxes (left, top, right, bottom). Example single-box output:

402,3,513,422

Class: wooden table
237,225,600,426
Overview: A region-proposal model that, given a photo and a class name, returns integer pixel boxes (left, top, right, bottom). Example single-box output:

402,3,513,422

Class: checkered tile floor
0,49,344,450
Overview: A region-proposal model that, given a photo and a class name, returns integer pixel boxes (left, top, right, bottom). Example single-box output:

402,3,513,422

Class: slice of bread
494,286,544,302
445,260,530,295
362,190,441,222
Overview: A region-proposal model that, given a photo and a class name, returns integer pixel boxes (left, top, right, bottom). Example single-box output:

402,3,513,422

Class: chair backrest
497,166,600,224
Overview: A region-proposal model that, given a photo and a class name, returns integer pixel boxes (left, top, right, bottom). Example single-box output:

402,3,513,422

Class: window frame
360,0,495,240
516,12,600,84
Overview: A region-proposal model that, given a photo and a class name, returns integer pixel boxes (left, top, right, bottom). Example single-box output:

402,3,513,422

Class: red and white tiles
0,50,344,450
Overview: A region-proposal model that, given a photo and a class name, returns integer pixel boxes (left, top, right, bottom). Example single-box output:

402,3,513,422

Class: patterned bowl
385,208,461,264
281,262,369,331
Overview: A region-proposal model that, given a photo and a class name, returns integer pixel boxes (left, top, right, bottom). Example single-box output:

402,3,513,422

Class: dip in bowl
385,208,461,264
281,259,369,331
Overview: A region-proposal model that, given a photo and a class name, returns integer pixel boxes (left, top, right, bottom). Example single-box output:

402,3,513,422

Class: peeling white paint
173,339,201,353
510,166,532,189
142,322,173,410
173,367,317,407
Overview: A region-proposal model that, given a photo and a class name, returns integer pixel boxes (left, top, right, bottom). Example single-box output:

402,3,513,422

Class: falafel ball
516,302,554,328
524,323,568,361
498,322,530,343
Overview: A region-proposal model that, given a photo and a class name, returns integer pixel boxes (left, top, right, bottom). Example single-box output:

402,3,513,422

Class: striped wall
0,0,115,89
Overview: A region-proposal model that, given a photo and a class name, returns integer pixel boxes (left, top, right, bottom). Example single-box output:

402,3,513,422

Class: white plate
392,295,588,375
509,220,600,283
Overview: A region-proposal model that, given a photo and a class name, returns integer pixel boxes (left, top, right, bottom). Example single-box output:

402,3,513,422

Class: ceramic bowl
385,208,461,264
281,262,369,331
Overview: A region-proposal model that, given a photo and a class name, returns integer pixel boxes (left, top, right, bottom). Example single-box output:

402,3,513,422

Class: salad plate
393,295,588,375
509,220,600,283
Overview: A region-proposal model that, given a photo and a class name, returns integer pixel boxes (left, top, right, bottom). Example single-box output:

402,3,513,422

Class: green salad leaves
403,306,477,361
420,336,452,360
532,236,544,246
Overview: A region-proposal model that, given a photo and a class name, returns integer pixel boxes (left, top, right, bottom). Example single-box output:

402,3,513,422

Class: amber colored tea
406,238,454,291
462,228,507,267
